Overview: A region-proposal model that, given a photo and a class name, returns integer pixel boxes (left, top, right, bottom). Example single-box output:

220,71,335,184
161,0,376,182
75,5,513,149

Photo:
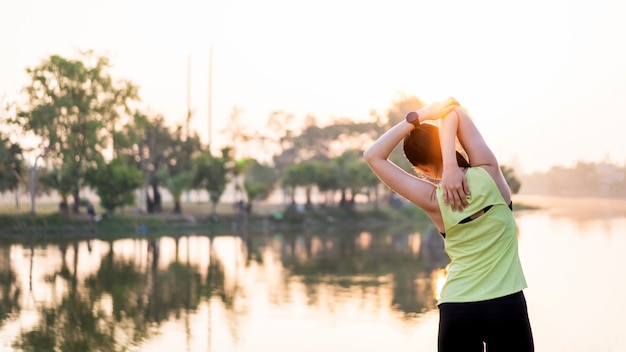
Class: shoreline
3,195,626,240
513,194,626,218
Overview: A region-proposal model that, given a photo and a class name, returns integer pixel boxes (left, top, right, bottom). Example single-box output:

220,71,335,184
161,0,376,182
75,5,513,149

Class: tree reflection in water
278,225,449,318
0,245,20,328
4,235,237,352
1,222,449,351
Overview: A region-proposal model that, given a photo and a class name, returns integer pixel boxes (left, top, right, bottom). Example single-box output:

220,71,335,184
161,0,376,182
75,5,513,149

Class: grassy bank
0,198,541,242
0,201,432,241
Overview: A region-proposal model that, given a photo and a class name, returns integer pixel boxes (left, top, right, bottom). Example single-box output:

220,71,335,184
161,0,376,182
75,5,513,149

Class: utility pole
186,54,192,140
208,46,213,148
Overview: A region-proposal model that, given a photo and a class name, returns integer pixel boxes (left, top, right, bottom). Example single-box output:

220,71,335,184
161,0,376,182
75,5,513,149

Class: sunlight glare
408,233,422,255
433,268,447,301
356,231,373,250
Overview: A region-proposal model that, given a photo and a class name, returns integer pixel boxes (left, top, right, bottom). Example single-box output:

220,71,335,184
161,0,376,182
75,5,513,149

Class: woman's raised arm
363,118,437,211
439,107,470,211
363,99,458,211
453,106,499,169
447,106,512,204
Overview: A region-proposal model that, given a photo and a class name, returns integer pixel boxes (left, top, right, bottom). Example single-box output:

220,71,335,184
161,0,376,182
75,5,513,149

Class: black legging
438,291,534,352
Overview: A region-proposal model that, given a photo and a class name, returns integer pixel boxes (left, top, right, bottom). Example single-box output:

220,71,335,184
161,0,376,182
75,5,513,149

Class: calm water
1,197,625,352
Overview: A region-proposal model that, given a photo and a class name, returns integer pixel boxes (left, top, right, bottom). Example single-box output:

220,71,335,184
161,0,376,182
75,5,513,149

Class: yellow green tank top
435,167,527,304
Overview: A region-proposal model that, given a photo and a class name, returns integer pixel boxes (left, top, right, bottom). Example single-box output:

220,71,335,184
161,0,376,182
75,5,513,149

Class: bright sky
2,0,626,173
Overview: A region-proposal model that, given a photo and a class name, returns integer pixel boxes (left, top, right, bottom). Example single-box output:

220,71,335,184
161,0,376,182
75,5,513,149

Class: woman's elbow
363,146,377,164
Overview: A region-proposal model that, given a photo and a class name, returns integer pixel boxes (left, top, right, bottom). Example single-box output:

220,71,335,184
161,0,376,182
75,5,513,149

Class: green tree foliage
157,169,194,214
254,98,427,209
242,159,278,212
39,166,76,211
85,157,143,214
12,51,139,213
156,128,202,213
270,114,384,169
25,165,51,199
231,158,248,205
332,150,364,207
195,147,233,216
116,112,201,213
312,160,337,205
266,113,385,209
282,161,318,207
500,165,521,194
165,129,202,178
347,153,381,205
118,113,172,213
0,133,24,194
308,119,384,158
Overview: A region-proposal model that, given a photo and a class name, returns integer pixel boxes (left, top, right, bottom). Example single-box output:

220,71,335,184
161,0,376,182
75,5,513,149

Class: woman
363,98,534,351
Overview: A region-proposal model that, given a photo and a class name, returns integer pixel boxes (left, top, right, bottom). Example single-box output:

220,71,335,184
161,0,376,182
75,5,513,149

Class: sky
1,0,626,173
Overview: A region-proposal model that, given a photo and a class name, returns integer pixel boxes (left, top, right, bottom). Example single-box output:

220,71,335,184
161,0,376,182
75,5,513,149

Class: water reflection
6,203,625,352
0,223,449,351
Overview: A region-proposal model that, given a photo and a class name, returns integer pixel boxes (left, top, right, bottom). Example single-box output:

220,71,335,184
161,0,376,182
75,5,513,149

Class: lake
1,195,625,351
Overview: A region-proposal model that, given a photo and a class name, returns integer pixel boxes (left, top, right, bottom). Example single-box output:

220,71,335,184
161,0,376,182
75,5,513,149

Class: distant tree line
0,51,524,216
520,161,626,198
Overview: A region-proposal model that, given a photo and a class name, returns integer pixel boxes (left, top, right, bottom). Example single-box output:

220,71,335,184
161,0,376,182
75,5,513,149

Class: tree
195,147,232,217
382,95,428,175
158,127,202,213
85,157,143,214
267,111,299,173
221,106,255,159
281,167,297,207
385,94,427,126
0,133,24,195
0,99,25,205
296,119,383,161
347,155,380,206
283,161,319,208
116,112,199,213
157,169,194,214
242,159,278,213
39,166,75,213
313,160,338,206
128,113,170,213
332,150,363,207
501,165,521,194
270,116,384,171
12,51,139,213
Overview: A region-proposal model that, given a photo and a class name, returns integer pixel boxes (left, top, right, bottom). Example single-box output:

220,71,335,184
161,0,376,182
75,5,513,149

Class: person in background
87,202,96,218
363,98,533,351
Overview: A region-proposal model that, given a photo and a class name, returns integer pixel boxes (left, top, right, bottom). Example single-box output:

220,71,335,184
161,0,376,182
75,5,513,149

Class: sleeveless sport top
436,167,527,304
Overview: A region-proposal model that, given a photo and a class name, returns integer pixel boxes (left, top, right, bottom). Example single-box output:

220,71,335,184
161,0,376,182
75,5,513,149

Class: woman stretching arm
364,98,534,352
363,98,458,232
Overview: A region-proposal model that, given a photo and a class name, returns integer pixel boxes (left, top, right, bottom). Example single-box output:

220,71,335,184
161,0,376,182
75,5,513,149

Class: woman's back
436,167,527,304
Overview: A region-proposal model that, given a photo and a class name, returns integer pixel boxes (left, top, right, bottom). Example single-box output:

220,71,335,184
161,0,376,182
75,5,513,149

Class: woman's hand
440,165,470,211
417,97,459,121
